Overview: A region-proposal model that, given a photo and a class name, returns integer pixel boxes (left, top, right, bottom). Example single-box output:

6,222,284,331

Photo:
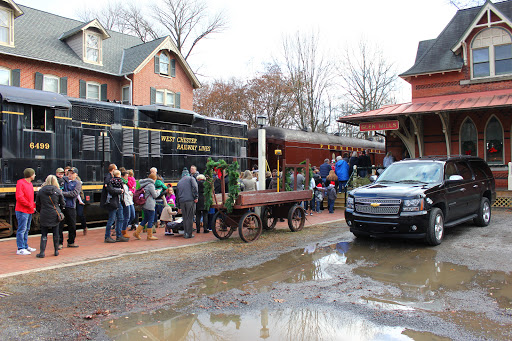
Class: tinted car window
470,162,487,180
445,162,457,179
455,161,473,180
469,160,493,179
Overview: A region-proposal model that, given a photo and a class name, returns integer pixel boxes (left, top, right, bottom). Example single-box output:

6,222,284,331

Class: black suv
345,156,496,245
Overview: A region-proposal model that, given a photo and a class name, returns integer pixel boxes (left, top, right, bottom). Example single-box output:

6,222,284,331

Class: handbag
49,195,65,222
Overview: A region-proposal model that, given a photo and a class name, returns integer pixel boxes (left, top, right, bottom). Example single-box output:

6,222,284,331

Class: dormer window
85,32,101,63
471,27,512,78
0,7,13,46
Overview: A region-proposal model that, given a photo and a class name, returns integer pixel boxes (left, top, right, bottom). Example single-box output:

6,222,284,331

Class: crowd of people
14,150,391,257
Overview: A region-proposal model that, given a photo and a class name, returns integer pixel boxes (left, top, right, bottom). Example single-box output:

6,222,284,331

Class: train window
24,105,55,132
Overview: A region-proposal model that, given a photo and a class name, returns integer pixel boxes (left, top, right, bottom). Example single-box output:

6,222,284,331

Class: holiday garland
204,158,240,213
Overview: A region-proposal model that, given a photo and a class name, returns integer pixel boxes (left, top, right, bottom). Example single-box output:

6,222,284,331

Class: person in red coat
15,168,36,255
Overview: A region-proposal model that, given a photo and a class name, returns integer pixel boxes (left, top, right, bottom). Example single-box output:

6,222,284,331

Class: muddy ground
0,210,511,340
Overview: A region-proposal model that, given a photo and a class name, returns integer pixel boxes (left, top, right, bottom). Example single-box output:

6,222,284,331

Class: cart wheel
261,206,277,230
239,212,263,243
288,204,306,232
212,211,233,240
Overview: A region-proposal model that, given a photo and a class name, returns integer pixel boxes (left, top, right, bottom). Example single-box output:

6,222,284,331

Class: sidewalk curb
0,218,346,279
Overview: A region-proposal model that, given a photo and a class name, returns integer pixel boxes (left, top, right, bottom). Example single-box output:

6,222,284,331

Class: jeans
76,203,88,230
15,211,32,250
63,207,77,245
140,209,156,231
315,200,321,213
338,180,347,193
105,205,124,239
154,199,164,224
123,205,135,231
328,198,335,213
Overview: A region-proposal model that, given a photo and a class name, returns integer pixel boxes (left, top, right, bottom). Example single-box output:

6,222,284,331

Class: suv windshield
377,162,443,184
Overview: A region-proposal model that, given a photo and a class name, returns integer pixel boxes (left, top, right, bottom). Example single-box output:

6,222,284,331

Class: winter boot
53,233,60,256
147,228,158,240
133,225,143,240
121,230,130,239
36,236,47,258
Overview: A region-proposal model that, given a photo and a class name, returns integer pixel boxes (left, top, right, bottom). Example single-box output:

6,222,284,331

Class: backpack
133,187,146,206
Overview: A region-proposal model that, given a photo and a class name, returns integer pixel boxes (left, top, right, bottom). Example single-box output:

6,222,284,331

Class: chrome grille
355,204,400,215
355,198,402,205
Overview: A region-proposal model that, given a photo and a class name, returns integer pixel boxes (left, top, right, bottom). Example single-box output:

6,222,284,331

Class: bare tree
75,2,159,42
152,0,228,59
244,63,296,129
282,31,334,132
338,40,397,115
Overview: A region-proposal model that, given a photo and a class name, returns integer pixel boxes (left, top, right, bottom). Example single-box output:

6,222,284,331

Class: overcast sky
18,0,459,102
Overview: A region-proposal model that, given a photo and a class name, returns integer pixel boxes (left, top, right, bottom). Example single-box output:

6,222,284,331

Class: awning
0,85,71,109
338,88,512,123
138,105,200,125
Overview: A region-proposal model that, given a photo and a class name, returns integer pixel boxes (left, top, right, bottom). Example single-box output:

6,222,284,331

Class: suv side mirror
446,175,463,184
369,175,378,182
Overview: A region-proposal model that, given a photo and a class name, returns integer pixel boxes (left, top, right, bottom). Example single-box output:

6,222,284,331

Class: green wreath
204,158,240,213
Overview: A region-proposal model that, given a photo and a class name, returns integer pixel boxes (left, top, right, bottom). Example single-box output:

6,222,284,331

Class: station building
339,0,512,196
0,0,200,109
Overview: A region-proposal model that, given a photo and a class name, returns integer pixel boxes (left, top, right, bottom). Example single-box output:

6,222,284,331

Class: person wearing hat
59,167,81,248
56,168,65,190
15,168,37,255
326,181,337,214
314,183,325,214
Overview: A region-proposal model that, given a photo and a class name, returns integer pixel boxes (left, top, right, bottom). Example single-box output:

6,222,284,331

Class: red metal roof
338,89,512,123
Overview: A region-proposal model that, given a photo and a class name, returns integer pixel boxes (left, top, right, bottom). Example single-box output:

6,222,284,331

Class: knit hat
23,168,35,178
316,183,322,188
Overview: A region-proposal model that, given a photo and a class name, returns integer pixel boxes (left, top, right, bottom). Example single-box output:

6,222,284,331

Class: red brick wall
0,53,195,108
0,55,124,101
132,51,194,110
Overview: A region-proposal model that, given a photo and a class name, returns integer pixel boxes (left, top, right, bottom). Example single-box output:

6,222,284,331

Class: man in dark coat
195,174,209,233
319,159,331,184
176,174,198,238
358,150,372,178
60,167,82,248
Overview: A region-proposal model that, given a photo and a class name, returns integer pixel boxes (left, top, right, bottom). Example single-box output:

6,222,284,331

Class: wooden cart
210,160,312,243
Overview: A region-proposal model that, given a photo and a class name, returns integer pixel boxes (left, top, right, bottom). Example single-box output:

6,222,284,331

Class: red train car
248,127,385,170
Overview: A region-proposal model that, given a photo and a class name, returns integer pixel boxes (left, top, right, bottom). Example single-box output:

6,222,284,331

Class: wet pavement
0,209,511,340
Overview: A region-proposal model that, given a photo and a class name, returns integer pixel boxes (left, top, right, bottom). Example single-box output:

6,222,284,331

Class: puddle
104,240,512,340
105,307,424,341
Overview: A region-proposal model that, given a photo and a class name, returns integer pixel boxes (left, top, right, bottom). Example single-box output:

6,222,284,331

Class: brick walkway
0,210,345,278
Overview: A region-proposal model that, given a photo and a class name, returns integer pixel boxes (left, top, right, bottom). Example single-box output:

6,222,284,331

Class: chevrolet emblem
370,203,381,207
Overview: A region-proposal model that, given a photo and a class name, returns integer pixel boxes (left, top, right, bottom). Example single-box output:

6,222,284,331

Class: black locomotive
0,85,247,236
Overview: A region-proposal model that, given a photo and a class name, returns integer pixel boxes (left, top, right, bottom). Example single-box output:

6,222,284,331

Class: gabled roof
59,19,111,41
1,0,23,18
400,0,512,78
0,5,200,88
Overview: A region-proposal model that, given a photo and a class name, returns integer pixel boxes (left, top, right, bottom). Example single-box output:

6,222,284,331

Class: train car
0,85,247,236
248,126,385,170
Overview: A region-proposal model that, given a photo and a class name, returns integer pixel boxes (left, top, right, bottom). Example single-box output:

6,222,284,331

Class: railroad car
0,85,247,236
248,126,385,170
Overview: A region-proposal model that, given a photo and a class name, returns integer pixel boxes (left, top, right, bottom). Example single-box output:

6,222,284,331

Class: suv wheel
426,208,444,246
474,197,491,227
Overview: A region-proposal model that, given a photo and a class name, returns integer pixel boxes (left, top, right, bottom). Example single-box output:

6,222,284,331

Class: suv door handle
473,185,478,188
460,188,466,192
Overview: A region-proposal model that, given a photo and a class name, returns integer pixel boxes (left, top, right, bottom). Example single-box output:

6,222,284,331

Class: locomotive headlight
346,196,354,209
403,198,424,211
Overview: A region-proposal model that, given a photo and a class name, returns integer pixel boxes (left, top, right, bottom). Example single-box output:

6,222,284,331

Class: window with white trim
471,27,512,78
85,32,101,63
0,7,12,46
155,89,175,107
122,86,130,104
0,66,10,85
42,74,59,93
159,52,170,75
86,82,100,100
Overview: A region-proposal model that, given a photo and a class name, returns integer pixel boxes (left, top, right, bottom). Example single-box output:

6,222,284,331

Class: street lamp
257,115,267,128
257,115,267,192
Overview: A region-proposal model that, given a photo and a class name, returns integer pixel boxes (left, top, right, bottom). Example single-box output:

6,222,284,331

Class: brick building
0,0,200,109
339,0,512,190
